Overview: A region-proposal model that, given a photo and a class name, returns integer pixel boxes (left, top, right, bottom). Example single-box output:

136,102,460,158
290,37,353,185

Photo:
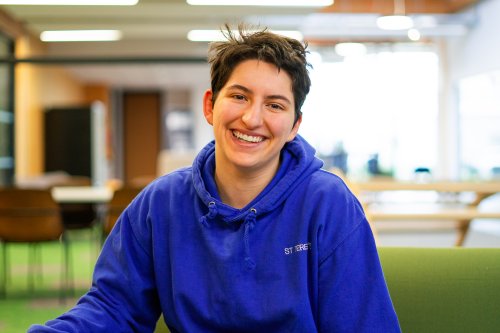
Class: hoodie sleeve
317,218,401,333
27,197,161,333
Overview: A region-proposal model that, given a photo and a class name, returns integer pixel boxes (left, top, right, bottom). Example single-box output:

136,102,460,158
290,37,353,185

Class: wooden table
352,179,500,246
51,186,114,204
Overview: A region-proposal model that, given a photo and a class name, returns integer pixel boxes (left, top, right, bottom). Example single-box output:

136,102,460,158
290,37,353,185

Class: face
203,59,302,176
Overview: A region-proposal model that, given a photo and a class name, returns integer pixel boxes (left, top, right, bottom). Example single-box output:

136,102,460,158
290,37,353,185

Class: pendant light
187,0,333,6
377,0,414,30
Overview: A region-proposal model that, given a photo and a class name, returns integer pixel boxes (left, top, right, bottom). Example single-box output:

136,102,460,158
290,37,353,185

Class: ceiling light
407,28,421,41
334,42,367,57
377,15,413,30
376,0,414,30
40,30,123,42
187,0,333,7
187,30,303,42
0,0,138,4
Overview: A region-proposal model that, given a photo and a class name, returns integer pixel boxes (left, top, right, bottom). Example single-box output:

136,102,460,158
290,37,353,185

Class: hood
191,135,323,268
192,134,322,223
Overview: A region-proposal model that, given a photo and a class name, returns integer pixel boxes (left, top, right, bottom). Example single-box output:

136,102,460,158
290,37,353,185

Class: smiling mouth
232,130,264,143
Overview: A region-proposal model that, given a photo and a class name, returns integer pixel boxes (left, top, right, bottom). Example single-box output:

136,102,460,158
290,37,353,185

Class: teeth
233,130,263,143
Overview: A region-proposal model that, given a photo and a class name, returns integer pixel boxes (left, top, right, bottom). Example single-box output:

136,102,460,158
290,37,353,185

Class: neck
214,161,279,209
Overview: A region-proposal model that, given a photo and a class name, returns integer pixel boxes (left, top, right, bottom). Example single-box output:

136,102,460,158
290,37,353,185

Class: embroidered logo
284,242,311,255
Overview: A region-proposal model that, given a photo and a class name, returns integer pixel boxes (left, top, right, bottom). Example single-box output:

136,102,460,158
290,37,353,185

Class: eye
268,103,285,111
231,94,246,101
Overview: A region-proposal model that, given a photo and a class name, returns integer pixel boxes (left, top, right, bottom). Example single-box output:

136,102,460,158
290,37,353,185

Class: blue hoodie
29,135,400,333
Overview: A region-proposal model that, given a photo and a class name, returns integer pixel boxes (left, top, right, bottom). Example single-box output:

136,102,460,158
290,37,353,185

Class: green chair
154,247,500,333
379,247,500,333
154,316,170,333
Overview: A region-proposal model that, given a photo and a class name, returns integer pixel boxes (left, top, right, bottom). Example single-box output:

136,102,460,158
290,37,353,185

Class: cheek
217,104,243,123
284,120,300,141
273,121,296,140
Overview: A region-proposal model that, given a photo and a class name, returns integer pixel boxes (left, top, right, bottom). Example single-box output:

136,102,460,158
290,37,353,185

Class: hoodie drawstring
243,208,257,269
199,201,217,227
200,203,257,269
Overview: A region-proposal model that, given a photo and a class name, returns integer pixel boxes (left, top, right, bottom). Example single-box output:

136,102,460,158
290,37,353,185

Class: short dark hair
207,24,311,124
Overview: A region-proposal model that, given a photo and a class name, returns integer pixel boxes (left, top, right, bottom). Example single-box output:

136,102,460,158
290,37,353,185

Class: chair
103,187,143,238
379,247,500,333
156,149,196,176
0,188,69,297
17,174,98,294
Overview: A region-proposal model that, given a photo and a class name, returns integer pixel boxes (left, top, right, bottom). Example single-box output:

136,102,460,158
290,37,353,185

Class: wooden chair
0,188,69,297
60,201,101,294
103,187,143,238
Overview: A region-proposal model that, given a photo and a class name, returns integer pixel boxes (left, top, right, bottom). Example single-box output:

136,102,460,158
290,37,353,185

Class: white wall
448,0,500,80
191,81,214,150
438,0,500,179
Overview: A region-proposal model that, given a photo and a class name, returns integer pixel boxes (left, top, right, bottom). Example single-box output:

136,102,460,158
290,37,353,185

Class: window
300,44,439,180
458,71,500,180
0,33,14,187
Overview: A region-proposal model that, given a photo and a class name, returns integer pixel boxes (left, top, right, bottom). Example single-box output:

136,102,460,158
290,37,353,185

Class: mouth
232,130,264,143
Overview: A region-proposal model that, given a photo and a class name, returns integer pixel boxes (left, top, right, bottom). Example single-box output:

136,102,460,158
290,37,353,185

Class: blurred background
1,0,499,187
1,1,500,331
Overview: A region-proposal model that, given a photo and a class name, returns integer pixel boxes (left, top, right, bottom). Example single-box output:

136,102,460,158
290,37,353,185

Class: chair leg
62,233,74,298
36,243,43,286
59,237,67,302
92,223,102,266
4,242,10,285
1,242,6,298
28,243,42,293
28,243,34,292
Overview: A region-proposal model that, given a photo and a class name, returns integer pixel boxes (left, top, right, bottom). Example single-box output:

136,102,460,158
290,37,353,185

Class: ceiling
1,0,481,88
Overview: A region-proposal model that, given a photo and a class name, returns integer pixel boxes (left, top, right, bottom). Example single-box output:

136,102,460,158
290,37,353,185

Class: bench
345,178,500,246
366,205,500,245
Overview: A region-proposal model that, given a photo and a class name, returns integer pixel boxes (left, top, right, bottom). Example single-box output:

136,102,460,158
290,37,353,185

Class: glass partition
458,70,500,180
0,33,14,187
300,43,439,180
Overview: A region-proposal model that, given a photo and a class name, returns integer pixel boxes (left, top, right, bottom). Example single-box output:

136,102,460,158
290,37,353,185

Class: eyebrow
227,84,292,105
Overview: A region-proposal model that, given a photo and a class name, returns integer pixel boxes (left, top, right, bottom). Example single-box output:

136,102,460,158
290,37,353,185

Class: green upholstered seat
155,247,500,333
154,316,170,333
378,247,500,333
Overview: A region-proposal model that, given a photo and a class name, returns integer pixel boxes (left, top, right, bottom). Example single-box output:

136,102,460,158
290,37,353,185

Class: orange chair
103,187,143,238
0,188,69,297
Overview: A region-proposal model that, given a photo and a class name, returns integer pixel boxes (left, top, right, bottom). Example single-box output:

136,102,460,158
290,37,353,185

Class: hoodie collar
192,135,322,269
192,135,323,223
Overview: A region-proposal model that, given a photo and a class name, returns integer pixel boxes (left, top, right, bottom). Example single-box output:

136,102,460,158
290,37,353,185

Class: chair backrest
156,149,196,176
378,247,500,333
104,187,142,235
0,188,64,242
59,203,97,230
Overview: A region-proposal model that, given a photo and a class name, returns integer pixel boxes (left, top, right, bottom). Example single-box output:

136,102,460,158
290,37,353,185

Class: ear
203,89,214,125
287,115,302,142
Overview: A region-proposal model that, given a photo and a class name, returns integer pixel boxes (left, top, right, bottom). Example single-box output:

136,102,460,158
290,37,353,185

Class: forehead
224,59,293,93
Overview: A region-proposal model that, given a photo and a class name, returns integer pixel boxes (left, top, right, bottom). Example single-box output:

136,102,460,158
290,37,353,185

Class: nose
241,102,263,128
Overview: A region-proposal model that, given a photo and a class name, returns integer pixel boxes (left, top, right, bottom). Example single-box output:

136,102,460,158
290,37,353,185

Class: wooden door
123,92,161,185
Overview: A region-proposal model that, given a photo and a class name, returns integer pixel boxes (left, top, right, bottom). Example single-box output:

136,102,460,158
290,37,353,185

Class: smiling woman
27,25,400,333
203,60,300,207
